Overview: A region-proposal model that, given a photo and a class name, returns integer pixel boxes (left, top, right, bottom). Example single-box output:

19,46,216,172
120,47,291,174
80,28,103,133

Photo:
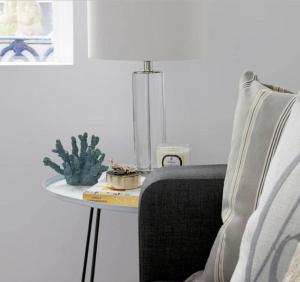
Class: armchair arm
139,165,226,282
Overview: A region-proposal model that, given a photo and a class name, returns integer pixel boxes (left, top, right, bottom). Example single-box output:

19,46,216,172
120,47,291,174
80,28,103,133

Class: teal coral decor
43,133,108,186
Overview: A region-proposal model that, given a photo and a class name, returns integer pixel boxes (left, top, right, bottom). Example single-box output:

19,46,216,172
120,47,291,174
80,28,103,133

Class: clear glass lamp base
132,62,166,172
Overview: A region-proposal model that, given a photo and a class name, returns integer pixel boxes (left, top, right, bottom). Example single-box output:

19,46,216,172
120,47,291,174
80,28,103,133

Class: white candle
157,144,190,168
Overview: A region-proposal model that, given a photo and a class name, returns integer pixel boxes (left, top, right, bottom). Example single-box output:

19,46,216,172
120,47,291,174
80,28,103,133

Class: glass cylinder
132,70,166,172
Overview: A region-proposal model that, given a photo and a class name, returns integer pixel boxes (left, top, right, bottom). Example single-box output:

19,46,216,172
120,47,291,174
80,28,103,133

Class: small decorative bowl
106,171,141,190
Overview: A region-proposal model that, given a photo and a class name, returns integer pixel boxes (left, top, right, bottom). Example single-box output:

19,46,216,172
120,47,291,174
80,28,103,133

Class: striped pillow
231,94,300,282
283,243,300,282
186,71,296,282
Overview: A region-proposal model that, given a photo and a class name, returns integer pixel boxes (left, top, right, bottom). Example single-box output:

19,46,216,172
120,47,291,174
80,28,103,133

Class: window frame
0,0,73,65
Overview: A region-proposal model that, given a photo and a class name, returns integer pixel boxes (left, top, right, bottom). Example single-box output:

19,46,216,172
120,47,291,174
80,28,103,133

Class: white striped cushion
231,94,300,282
186,71,296,282
283,243,300,282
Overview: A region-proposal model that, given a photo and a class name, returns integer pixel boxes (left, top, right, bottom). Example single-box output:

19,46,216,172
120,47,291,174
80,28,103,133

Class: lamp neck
144,61,153,72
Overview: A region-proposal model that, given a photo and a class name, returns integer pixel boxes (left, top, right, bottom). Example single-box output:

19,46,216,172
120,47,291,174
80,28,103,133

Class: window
0,0,73,65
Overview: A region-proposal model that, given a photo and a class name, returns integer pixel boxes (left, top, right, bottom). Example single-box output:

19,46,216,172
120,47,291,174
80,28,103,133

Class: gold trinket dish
106,162,141,190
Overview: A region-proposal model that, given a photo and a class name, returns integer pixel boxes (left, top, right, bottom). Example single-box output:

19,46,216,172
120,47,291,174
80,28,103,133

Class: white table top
43,175,138,214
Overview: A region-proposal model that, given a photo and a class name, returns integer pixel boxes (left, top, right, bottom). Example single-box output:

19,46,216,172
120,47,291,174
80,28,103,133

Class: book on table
83,181,143,208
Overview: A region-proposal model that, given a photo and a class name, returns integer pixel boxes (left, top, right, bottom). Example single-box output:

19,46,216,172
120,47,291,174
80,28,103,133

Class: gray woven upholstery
139,165,226,282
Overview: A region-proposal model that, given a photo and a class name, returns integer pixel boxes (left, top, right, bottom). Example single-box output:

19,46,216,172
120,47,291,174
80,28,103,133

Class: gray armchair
139,165,226,282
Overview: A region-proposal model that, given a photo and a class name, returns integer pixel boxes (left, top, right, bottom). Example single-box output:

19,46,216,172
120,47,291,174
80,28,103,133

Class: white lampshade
87,0,206,61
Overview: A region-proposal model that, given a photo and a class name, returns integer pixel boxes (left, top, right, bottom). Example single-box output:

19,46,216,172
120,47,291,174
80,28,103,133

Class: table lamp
88,0,206,172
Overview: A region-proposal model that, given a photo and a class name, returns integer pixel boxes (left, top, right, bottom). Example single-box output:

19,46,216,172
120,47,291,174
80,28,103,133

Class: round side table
43,175,138,282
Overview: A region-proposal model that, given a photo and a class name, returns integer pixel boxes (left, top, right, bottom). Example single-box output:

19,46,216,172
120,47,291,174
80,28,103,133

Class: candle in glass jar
156,144,190,168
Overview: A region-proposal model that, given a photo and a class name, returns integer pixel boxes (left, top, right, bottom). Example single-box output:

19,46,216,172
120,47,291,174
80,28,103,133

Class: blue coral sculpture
43,133,108,186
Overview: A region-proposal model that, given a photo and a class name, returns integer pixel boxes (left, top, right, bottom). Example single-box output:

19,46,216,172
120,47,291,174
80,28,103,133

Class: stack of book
82,171,145,207
83,184,141,207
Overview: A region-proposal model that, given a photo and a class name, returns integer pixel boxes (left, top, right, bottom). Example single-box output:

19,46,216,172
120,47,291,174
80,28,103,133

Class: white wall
0,1,300,281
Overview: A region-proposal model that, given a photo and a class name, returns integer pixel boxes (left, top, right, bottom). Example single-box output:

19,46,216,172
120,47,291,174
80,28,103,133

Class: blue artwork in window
0,37,53,62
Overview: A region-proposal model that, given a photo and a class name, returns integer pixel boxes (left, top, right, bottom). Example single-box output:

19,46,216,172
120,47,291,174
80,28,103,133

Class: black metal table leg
82,208,94,282
90,209,101,282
